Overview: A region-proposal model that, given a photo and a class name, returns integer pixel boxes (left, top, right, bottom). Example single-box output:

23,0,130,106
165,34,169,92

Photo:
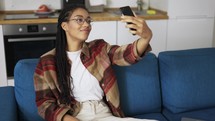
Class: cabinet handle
8,36,56,42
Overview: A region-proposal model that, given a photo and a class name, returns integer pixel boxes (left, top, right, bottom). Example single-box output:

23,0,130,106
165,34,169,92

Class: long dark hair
55,4,88,105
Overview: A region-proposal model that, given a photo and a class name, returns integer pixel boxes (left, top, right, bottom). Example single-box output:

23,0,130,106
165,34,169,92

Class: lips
81,28,91,33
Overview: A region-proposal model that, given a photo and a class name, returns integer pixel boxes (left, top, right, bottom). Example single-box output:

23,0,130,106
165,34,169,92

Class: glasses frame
69,17,93,25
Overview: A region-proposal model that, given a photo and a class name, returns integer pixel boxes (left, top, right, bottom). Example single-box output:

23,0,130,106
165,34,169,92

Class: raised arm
120,15,152,56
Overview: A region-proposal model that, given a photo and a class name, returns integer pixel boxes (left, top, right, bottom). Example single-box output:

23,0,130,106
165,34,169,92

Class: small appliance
62,0,85,9
62,0,104,12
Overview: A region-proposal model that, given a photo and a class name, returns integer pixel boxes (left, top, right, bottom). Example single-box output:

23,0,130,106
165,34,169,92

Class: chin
79,37,88,42
82,35,90,40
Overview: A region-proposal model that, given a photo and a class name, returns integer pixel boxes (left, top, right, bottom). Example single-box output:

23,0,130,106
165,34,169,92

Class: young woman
34,4,154,121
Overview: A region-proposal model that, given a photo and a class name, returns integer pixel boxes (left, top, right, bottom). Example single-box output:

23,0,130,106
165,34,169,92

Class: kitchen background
0,0,215,86
0,0,138,10
0,0,214,46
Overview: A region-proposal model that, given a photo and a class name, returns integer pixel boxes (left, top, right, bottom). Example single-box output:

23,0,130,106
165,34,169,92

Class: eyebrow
73,15,91,18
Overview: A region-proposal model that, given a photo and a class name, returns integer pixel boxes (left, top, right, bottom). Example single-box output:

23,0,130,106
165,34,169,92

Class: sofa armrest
0,86,18,121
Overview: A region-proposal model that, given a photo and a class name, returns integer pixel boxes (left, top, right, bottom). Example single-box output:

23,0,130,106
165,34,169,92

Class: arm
34,58,73,121
120,15,152,56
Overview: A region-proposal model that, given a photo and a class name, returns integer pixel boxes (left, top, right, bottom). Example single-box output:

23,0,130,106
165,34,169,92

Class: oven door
4,34,56,77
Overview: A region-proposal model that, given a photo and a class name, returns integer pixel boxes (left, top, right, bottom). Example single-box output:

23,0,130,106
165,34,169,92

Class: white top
67,50,104,102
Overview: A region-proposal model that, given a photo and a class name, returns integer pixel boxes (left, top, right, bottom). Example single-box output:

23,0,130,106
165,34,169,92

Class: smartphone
120,6,136,34
120,6,135,17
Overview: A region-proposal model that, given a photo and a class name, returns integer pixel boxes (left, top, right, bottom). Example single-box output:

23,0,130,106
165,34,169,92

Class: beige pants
75,100,158,121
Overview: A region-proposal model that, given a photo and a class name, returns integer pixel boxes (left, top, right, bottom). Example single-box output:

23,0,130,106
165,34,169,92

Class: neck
67,41,83,52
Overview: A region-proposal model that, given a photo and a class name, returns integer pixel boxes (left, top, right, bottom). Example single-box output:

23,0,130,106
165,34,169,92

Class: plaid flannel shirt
34,39,151,121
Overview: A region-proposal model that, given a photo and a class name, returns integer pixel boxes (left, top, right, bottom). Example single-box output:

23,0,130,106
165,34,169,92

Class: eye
86,18,93,24
76,18,85,24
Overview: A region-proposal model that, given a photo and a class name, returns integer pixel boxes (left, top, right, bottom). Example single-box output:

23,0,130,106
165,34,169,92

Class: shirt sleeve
106,39,151,66
34,58,72,121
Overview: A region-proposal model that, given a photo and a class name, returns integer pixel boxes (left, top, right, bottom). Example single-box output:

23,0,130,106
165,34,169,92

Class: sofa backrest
158,48,215,113
14,52,162,119
113,52,162,117
14,59,45,121
0,86,18,121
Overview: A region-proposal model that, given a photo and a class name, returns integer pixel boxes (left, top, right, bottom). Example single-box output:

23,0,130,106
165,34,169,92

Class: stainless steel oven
3,24,57,77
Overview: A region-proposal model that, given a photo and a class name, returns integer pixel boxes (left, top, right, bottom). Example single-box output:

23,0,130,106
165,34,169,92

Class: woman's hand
120,15,152,41
120,15,153,56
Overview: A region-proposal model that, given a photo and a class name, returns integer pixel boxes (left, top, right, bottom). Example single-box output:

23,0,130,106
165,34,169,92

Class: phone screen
120,6,136,35
120,6,134,16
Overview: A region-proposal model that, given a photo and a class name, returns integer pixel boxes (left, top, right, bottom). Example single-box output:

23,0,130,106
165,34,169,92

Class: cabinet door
168,0,215,18
167,18,214,50
0,25,7,86
117,20,167,55
87,21,117,45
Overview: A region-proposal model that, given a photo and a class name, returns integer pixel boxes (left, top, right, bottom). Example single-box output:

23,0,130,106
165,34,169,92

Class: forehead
70,8,90,18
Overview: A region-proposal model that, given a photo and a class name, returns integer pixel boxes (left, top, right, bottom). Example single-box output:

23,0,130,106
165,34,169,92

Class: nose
82,20,91,26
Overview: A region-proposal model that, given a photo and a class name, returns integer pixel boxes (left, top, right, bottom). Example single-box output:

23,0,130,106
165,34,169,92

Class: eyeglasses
69,17,93,25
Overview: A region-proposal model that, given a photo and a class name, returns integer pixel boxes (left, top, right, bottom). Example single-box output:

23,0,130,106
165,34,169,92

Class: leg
96,116,158,121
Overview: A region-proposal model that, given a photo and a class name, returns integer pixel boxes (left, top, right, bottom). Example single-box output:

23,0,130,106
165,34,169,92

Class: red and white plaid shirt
34,39,151,121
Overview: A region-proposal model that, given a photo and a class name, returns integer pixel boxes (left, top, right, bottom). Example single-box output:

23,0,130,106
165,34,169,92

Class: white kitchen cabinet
0,25,7,87
151,0,215,51
117,20,168,56
167,0,215,19
167,18,214,50
166,0,215,50
151,0,215,18
87,21,117,45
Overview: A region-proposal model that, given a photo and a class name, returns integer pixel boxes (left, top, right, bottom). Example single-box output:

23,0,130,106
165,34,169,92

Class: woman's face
61,8,92,44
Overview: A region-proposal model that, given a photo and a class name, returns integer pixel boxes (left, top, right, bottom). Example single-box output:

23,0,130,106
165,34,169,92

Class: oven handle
8,36,56,42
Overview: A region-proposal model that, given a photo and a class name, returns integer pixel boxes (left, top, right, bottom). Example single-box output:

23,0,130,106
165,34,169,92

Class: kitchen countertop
0,9,168,25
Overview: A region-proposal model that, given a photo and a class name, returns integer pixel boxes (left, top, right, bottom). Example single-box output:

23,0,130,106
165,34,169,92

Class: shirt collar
81,42,90,58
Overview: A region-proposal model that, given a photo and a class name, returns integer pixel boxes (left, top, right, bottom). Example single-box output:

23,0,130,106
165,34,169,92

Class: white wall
213,18,215,47
0,25,7,86
0,0,138,11
106,0,136,8
1,0,61,10
150,0,168,11
212,2,215,47
0,0,5,10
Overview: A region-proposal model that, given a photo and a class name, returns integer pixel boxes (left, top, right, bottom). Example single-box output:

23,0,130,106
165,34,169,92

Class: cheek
68,24,79,31
66,24,81,35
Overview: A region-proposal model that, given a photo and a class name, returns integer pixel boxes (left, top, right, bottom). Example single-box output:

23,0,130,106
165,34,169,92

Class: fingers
133,11,137,17
121,15,152,39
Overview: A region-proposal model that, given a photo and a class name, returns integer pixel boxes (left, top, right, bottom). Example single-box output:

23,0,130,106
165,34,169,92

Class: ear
61,22,68,31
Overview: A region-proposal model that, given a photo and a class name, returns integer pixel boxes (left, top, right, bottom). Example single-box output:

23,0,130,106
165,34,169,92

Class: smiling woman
33,4,153,121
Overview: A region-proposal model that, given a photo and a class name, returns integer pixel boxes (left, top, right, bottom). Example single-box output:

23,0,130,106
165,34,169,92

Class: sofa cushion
159,48,215,113
163,108,215,121
134,113,168,121
113,53,162,116
0,86,18,121
14,59,45,121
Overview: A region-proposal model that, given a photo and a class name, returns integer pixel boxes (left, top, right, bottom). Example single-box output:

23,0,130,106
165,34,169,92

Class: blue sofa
1,47,215,121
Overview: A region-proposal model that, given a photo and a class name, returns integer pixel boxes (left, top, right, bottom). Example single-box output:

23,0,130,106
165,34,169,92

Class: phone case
120,6,134,16
119,6,136,34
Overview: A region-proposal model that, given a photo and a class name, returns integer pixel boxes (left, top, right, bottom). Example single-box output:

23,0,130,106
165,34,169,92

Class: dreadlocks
55,4,88,105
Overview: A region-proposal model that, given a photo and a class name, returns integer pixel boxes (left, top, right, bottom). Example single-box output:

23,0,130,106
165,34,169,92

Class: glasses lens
86,18,93,24
71,17,93,25
76,18,85,24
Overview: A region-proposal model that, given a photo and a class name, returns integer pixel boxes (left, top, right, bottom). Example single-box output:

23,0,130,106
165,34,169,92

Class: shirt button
102,84,105,87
